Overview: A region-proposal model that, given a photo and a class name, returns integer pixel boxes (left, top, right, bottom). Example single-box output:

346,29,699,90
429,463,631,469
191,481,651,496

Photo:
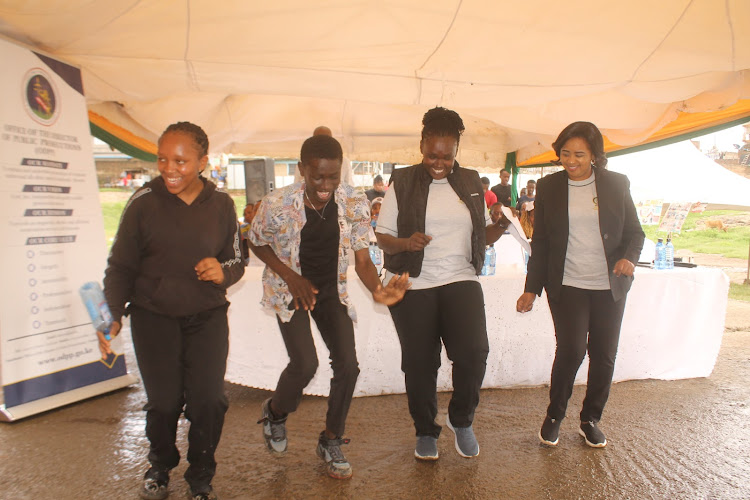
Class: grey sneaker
445,415,479,458
414,435,439,460
539,416,561,446
316,432,353,479
257,398,288,454
579,421,607,448
187,486,218,500
140,468,169,500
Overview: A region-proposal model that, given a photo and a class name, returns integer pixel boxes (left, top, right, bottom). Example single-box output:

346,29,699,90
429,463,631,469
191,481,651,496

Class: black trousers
130,304,229,492
389,280,489,438
272,281,359,437
546,286,627,423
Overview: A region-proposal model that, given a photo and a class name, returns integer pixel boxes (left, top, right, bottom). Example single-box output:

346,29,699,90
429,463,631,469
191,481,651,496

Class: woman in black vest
375,107,509,460
516,122,644,448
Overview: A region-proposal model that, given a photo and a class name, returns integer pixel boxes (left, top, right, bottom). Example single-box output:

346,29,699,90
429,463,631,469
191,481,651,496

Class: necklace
304,189,331,220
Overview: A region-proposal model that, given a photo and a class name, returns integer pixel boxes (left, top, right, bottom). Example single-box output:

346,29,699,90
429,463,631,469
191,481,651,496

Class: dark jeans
388,280,489,438
546,286,627,423
272,281,359,437
130,304,229,492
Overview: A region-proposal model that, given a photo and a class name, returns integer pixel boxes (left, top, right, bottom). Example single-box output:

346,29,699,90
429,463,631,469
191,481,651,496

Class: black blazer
524,167,645,302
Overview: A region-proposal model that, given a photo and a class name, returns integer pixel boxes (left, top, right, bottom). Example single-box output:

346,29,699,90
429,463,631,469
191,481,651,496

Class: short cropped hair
300,135,343,165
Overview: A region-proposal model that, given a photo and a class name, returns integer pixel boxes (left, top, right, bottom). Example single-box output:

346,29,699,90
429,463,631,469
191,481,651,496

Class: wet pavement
2,303,749,499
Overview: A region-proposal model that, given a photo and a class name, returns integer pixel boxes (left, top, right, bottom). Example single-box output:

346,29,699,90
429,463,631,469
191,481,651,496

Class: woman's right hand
97,321,121,359
284,272,319,311
405,232,432,252
516,292,536,313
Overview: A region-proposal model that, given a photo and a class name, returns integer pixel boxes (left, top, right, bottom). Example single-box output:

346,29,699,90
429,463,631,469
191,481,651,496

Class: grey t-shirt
562,174,610,290
377,177,490,290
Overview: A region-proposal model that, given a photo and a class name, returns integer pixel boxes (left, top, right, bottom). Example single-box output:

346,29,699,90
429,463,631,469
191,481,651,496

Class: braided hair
421,107,465,145
160,121,209,157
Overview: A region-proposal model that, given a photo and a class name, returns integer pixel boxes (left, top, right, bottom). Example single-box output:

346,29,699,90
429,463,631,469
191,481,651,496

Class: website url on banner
37,347,93,365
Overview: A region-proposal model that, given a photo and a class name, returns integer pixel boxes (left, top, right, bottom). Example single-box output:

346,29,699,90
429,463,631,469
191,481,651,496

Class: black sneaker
579,421,607,448
539,416,561,446
257,398,288,454
316,432,353,479
140,468,169,500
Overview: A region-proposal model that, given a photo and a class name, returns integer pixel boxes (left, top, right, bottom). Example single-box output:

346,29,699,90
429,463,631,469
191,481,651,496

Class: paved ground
2,256,750,498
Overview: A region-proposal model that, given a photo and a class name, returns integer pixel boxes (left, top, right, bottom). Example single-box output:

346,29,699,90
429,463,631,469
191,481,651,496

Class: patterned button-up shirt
249,182,371,323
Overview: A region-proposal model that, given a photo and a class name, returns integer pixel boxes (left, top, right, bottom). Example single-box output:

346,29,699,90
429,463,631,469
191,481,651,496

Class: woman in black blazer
516,122,644,448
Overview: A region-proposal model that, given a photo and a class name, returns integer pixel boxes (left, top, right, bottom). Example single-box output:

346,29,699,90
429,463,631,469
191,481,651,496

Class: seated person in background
519,201,534,239
516,179,536,211
366,175,387,202
481,177,497,209
489,202,505,225
490,169,513,207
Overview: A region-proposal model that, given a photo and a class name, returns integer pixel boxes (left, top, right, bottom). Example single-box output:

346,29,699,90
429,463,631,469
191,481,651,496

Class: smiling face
299,157,342,209
157,131,207,204
559,136,594,181
420,135,458,180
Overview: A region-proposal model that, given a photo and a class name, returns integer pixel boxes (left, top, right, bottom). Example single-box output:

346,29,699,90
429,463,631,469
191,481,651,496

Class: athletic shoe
316,432,353,479
539,416,561,446
414,435,439,460
186,486,218,500
139,467,169,500
257,398,288,454
445,415,479,458
579,421,607,448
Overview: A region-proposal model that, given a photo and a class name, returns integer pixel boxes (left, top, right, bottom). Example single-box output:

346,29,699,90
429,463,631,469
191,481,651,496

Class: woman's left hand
613,258,635,277
195,257,225,284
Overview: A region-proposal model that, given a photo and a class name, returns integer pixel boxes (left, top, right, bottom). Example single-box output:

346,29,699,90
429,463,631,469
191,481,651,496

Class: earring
591,160,596,167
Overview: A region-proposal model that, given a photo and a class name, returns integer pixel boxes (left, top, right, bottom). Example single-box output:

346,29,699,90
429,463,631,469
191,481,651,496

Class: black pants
272,282,359,437
388,280,489,438
546,286,627,423
130,304,229,492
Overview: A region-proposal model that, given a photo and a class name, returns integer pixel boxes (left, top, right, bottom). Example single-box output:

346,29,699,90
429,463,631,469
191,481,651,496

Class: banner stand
0,373,137,422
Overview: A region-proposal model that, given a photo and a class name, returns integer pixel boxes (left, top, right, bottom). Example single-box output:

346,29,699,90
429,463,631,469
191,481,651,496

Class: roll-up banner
0,37,136,421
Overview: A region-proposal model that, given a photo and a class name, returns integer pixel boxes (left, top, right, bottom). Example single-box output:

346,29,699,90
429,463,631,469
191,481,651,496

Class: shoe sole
538,430,559,447
317,446,353,479
445,417,479,458
414,450,439,461
578,427,607,448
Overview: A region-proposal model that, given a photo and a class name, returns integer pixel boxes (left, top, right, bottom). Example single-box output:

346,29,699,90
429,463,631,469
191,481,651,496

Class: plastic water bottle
369,242,382,266
665,234,674,270
79,281,113,340
482,245,496,276
654,238,666,270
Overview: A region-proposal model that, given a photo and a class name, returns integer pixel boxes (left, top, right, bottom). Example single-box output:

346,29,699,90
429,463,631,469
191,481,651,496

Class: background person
516,121,644,449
365,174,387,202
99,122,245,500
480,176,497,209
249,134,409,480
375,107,509,461
491,169,513,207
515,179,536,211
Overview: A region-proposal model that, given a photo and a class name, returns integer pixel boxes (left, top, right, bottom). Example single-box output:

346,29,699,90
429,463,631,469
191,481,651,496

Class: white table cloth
226,262,728,397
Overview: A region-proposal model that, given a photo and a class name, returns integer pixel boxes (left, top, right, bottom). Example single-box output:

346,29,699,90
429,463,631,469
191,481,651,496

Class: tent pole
745,239,749,285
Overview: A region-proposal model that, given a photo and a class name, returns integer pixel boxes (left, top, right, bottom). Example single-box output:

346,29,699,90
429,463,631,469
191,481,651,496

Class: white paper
500,206,531,255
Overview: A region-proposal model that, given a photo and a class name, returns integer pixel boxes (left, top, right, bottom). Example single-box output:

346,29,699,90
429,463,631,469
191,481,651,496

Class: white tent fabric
608,141,750,208
1,0,749,165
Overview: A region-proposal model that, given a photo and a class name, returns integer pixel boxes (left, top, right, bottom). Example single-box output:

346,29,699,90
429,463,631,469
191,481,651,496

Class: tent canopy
608,141,750,208
1,0,749,166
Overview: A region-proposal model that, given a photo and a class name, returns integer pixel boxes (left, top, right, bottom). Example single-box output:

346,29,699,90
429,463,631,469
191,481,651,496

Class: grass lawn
729,283,750,302
642,210,750,260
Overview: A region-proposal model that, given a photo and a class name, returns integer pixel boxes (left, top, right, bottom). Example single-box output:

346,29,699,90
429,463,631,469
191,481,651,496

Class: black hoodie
104,176,244,321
